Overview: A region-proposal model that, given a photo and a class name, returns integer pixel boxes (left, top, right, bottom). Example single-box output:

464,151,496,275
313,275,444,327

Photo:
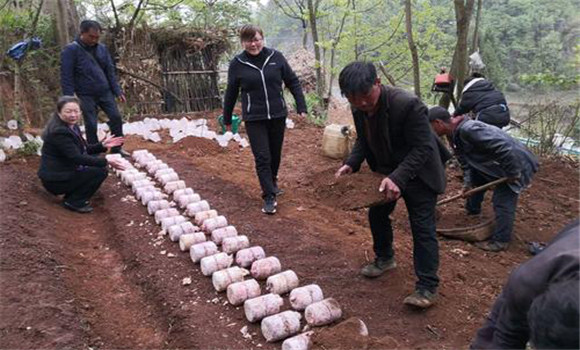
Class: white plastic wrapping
179,232,207,251
222,235,250,254
164,180,186,194
281,331,313,350
211,266,245,292
261,310,302,342
194,209,218,225
160,215,187,230
141,191,165,205
168,221,198,242
176,193,201,208
210,226,238,245
202,215,228,233
244,293,284,323
304,298,342,326
266,270,299,295
200,252,234,276
173,188,195,199
147,199,171,215
289,284,324,311
235,246,266,268
186,200,211,216
189,241,218,263
226,279,261,306
154,208,180,224
251,256,282,280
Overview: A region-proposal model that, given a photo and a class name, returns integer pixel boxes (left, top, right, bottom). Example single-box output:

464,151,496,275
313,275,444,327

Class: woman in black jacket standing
222,24,307,214
38,96,126,213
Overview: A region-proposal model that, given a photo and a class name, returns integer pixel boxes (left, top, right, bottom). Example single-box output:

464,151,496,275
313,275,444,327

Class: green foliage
17,139,42,157
520,73,579,90
290,91,327,126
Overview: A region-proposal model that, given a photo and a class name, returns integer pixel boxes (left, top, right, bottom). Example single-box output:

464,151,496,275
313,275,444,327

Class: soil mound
171,136,222,157
312,168,386,210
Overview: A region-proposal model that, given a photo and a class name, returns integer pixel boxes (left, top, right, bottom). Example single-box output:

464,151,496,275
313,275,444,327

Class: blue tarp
7,37,42,61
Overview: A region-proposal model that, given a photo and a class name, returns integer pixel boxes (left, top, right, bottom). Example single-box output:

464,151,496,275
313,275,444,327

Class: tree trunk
307,0,324,99
301,19,308,49
470,0,482,53
42,0,78,47
439,0,475,108
404,0,421,100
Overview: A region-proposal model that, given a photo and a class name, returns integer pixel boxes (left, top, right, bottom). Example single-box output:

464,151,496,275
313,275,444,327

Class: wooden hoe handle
437,177,510,206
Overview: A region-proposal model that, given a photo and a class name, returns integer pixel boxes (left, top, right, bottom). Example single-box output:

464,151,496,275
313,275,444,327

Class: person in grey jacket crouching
429,106,539,252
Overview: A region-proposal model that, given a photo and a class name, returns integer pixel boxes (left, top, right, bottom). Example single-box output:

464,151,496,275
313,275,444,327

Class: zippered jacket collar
236,47,275,67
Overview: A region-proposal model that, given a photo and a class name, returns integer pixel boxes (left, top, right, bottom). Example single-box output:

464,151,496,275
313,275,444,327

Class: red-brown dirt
1,114,578,349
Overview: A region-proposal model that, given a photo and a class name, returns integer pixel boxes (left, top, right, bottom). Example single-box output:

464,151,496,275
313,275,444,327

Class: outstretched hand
379,177,401,202
102,135,124,150
335,164,353,178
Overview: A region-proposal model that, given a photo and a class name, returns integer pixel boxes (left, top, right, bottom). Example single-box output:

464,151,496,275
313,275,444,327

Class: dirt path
1,118,578,349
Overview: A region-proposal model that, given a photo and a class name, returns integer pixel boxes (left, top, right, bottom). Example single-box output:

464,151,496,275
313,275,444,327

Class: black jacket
455,78,510,128
222,47,307,124
61,38,122,97
38,117,107,182
345,85,448,194
454,119,539,193
471,220,579,349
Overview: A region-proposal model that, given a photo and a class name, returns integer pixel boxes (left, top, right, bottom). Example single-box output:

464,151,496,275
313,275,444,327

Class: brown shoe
474,240,509,252
403,290,437,309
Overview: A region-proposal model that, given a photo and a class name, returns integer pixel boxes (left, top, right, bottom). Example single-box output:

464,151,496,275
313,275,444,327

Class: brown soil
313,169,386,210
1,114,578,349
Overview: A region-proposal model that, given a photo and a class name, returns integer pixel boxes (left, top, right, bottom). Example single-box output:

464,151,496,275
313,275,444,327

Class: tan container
321,124,354,159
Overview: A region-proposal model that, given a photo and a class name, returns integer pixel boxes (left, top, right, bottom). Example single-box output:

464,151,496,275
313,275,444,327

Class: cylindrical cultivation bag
123,172,148,186
173,187,195,199
176,193,201,208
266,270,299,295
179,232,207,251
186,200,210,217
281,331,314,350
119,168,139,180
289,284,324,311
235,246,266,268
226,279,261,306
160,215,186,231
304,298,342,327
147,199,171,215
144,159,163,171
141,191,165,206
244,293,284,323
147,162,168,174
135,185,157,200
222,235,250,254
194,209,218,226
251,257,282,280
164,180,186,194
131,149,149,158
211,266,245,292
202,215,228,233
154,208,180,224
189,241,218,263
261,310,302,342
211,226,238,245
154,168,175,180
200,252,233,276
159,172,179,185
130,178,153,191
168,221,197,242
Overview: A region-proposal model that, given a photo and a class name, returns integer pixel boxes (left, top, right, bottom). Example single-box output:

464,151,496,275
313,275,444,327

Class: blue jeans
465,170,519,243
78,92,124,149
369,179,439,293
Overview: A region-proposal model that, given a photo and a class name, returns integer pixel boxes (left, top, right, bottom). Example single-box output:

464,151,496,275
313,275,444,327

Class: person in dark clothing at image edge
38,96,126,213
222,24,307,215
471,220,579,349
335,61,451,309
454,72,511,128
429,107,539,252
61,20,130,157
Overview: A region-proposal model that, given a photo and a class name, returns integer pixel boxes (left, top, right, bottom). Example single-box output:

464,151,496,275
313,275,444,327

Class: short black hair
428,106,451,122
528,279,579,349
339,61,377,96
80,20,102,33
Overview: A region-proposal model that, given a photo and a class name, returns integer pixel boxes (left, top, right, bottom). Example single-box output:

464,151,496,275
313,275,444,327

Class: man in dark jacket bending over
61,20,128,157
471,220,579,349
429,107,539,252
335,62,448,308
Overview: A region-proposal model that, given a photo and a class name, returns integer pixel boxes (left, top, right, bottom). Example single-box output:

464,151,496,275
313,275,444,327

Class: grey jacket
453,119,539,193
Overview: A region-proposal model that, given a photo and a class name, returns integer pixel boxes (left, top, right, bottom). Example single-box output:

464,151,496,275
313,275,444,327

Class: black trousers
245,117,286,198
368,178,439,293
78,92,124,150
42,167,108,207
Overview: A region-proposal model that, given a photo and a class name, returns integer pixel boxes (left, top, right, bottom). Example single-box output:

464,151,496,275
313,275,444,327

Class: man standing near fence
61,20,129,157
